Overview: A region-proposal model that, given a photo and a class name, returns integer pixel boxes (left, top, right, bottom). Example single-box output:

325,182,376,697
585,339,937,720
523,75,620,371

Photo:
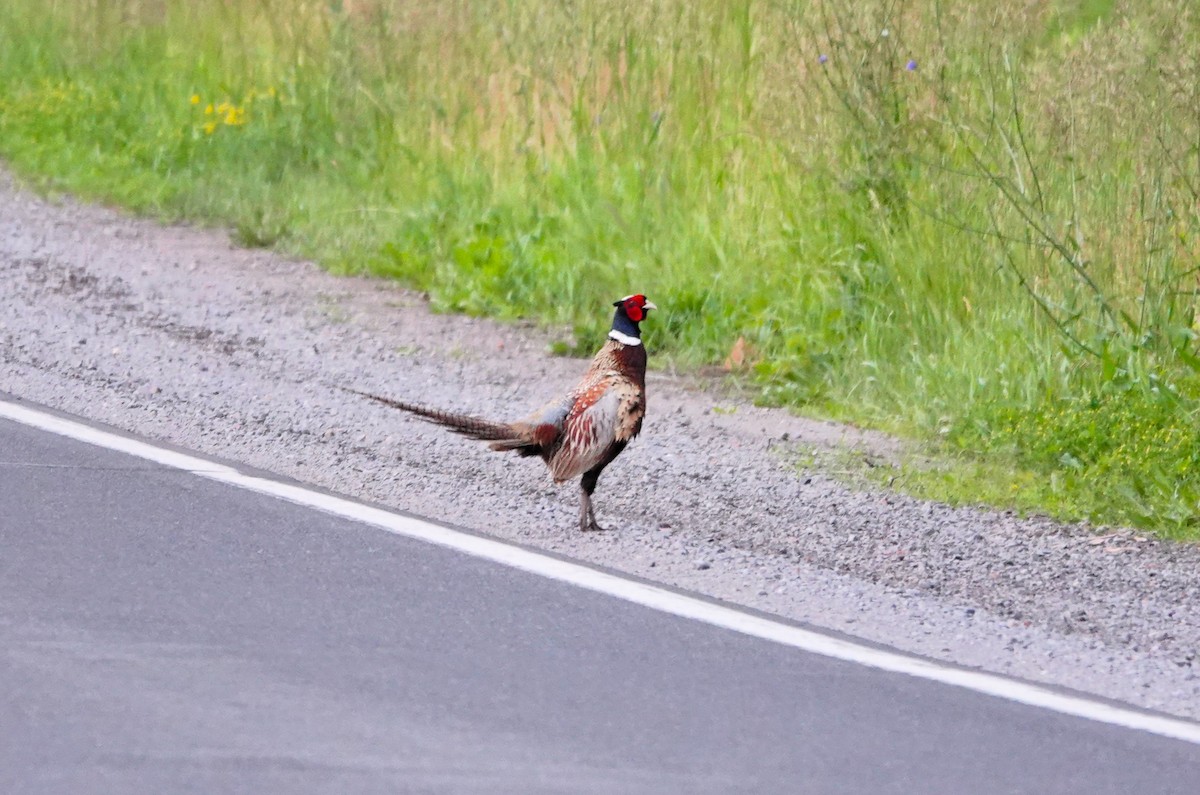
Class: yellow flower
202,121,218,135
190,94,201,105
205,103,214,115
223,106,245,126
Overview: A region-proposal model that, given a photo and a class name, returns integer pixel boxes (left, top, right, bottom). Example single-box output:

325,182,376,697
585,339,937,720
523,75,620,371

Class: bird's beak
643,300,657,312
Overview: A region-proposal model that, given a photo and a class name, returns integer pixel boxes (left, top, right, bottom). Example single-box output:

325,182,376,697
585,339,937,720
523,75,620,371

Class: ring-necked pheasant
347,294,656,532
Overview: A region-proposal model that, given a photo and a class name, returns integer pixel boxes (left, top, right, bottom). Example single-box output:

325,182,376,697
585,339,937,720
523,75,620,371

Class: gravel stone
2,168,1200,720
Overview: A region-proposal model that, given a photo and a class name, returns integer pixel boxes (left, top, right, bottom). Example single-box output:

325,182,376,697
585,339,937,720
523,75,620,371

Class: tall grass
2,0,1199,536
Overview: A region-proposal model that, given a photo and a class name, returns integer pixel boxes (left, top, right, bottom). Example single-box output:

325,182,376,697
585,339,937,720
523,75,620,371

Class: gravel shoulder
2,168,1198,721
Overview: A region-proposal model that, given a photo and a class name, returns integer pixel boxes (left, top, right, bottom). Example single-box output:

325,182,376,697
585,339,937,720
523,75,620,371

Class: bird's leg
578,469,607,532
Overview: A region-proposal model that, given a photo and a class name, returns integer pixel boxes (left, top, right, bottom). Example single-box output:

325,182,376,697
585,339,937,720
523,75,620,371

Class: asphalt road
1,412,1197,794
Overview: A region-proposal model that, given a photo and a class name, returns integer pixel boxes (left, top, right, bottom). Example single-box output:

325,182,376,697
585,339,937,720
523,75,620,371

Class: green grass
2,0,1200,538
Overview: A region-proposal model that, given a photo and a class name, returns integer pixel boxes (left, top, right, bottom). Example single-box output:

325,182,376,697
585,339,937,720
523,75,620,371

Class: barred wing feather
548,384,624,482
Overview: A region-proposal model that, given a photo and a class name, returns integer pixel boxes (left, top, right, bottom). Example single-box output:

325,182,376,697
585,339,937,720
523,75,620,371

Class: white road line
3,397,1199,746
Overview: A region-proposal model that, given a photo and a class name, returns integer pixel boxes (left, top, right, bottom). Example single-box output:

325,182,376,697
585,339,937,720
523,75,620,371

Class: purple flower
818,54,828,65
906,59,918,71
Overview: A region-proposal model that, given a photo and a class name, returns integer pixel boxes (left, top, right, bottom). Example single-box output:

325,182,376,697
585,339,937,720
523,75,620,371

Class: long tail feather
343,388,524,444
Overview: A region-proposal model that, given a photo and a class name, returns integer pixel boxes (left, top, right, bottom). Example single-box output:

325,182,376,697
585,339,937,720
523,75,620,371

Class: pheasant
347,294,657,532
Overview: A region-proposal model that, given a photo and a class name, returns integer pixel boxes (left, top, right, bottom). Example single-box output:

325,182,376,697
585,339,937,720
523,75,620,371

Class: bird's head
609,294,657,345
613,294,657,323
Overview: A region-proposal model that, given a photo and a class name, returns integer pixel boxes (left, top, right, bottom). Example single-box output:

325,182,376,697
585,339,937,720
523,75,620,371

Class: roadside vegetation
2,0,1199,538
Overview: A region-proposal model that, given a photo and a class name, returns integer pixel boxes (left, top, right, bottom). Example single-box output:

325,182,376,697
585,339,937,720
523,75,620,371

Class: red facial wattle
622,295,649,323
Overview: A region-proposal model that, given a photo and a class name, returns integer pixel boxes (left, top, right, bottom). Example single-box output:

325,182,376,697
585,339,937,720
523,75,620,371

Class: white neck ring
608,329,641,346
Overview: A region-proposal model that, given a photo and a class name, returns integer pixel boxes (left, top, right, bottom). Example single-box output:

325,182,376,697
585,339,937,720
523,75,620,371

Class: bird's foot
578,493,609,532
